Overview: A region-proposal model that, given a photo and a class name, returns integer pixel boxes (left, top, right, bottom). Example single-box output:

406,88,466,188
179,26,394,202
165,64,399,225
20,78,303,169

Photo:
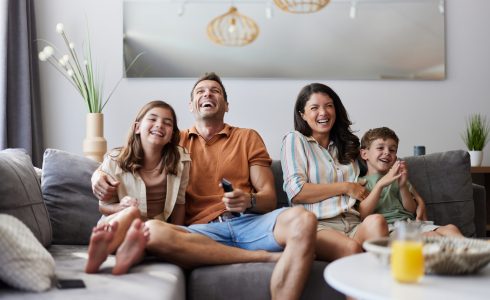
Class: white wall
36,0,490,163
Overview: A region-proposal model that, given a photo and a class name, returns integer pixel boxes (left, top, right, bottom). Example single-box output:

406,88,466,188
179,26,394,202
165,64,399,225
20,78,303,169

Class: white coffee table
324,252,490,300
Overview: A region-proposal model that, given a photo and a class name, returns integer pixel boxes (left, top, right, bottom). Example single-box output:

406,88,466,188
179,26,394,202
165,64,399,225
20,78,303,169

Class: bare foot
85,222,119,273
112,219,149,275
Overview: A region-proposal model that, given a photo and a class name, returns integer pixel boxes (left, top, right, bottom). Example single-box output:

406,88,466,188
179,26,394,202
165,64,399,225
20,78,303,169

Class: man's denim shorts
183,207,288,252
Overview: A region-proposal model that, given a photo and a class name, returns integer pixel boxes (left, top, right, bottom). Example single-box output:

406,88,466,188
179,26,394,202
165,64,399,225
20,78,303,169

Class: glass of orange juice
391,221,424,283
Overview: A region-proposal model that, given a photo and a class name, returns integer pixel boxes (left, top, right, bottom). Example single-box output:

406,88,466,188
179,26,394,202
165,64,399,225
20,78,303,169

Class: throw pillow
405,150,475,236
0,214,55,292
0,149,52,247
41,148,102,245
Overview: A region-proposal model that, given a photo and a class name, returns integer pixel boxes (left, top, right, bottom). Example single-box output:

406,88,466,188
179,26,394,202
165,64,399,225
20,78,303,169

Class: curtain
0,0,43,167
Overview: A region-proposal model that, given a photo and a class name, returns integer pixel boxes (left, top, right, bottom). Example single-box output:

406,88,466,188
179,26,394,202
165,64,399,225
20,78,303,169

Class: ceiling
123,0,445,80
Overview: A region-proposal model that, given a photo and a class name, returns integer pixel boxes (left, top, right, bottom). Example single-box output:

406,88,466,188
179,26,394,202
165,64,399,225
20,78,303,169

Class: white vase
468,150,483,167
83,113,107,162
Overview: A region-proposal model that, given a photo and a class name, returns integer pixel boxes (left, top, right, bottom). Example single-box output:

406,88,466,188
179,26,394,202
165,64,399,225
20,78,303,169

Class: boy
358,127,462,237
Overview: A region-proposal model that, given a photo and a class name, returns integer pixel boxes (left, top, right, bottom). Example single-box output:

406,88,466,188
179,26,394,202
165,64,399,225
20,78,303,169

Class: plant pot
83,113,107,162
468,150,483,167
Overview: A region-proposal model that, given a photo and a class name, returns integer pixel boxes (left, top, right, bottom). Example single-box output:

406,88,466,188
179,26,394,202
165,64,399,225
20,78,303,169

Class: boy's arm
412,188,428,221
358,184,386,219
399,185,417,214
398,162,417,214
359,162,403,219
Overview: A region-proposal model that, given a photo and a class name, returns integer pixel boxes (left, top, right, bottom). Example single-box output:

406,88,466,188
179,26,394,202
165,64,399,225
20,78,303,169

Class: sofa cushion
404,150,475,236
187,261,344,300
0,245,186,299
271,160,289,208
41,149,101,245
0,214,55,292
0,149,52,246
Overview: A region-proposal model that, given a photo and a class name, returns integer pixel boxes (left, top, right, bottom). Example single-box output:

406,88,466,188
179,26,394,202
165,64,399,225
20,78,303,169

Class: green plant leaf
462,114,489,151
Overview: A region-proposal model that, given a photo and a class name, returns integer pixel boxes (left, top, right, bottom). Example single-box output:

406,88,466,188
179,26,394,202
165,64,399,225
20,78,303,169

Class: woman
281,83,388,261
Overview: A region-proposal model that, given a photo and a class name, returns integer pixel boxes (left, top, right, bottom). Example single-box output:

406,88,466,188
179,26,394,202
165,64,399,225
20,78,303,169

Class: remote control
221,178,233,192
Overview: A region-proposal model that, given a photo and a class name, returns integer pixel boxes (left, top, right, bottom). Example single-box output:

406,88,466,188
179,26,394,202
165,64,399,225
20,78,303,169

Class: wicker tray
363,236,490,275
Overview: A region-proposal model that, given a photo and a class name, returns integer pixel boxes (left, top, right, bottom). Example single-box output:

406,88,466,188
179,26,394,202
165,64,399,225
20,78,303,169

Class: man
93,73,317,300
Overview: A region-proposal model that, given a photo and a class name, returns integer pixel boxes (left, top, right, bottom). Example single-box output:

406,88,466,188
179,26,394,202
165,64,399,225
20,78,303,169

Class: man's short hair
361,127,399,149
190,72,228,102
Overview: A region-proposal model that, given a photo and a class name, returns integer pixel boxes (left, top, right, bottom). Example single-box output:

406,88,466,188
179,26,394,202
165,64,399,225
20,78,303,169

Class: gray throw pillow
404,150,475,236
0,149,52,247
41,149,101,244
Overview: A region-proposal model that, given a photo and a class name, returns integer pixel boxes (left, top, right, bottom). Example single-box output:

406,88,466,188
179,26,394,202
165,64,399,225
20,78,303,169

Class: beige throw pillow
0,214,55,292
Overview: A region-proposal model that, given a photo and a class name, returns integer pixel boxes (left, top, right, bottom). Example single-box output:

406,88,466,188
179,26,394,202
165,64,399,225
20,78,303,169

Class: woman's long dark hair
293,83,359,164
113,100,181,175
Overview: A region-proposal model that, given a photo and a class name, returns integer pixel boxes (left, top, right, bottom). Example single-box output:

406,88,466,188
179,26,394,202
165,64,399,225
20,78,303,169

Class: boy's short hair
361,127,399,149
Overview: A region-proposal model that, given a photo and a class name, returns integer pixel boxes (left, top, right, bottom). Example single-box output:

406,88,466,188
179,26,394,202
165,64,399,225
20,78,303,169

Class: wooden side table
471,167,490,236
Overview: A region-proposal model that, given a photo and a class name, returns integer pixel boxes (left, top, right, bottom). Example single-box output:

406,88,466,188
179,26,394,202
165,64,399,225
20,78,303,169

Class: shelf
471,166,490,174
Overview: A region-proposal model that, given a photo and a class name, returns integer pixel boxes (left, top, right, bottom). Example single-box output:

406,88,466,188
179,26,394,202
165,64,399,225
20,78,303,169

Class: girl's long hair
112,100,181,175
293,83,359,164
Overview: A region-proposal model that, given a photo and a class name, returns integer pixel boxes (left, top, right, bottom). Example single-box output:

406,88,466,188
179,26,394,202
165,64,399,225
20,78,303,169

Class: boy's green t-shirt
361,174,415,224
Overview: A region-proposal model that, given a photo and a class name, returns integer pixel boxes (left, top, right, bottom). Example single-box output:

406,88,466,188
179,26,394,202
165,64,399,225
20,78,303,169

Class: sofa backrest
271,160,289,208
404,150,474,236
270,150,476,237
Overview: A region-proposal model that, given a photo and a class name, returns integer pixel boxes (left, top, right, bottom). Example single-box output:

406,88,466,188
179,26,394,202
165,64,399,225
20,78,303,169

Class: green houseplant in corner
462,113,489,167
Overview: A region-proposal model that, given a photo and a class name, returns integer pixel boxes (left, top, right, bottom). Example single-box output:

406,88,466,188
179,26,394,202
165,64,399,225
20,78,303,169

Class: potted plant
462,114,489,166
38,23,141,162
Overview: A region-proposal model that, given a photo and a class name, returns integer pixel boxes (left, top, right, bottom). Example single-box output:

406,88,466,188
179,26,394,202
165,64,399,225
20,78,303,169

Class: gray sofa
0,148,486,299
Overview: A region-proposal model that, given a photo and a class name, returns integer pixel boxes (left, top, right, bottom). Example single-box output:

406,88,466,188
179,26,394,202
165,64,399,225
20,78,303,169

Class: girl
85,100,191,274
280,83,388,262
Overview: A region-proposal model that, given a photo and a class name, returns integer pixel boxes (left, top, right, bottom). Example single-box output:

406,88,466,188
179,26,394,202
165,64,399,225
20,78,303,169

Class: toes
110,221,119,232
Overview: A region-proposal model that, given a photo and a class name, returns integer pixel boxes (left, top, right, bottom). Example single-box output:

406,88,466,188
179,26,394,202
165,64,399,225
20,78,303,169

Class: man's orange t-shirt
180,124,272,225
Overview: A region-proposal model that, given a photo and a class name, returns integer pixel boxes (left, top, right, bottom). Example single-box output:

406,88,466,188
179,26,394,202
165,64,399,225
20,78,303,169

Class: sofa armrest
473,183,487,238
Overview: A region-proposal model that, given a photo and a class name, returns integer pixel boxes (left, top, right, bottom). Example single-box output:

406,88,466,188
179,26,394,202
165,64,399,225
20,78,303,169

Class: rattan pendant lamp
273,0,330,14
207,6,260,47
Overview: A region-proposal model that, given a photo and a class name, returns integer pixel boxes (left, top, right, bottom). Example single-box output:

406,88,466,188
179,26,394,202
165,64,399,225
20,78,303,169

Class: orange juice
391,240,424,283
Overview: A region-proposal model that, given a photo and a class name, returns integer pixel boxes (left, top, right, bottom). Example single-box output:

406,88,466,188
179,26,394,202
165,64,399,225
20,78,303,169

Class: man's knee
280,207,317,240
145,220,177,254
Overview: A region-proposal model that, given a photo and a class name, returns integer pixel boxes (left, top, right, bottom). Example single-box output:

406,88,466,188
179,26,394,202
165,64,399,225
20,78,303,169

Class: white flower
38,22,140,113
38,52,47,61
42,46,54,59
56,23,64,34
58,55,69,66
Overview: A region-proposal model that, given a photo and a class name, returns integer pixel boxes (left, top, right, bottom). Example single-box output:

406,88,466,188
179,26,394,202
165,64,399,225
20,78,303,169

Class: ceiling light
207,6,260,47
273,0,330,14
438,0,444,14
349,0,357,19
265,4,273,19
